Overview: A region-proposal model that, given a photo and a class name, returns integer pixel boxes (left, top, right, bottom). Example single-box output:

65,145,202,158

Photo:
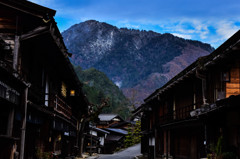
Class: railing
50,94,72,119
175,104,194,120
159,103,200,124
0,80,20,104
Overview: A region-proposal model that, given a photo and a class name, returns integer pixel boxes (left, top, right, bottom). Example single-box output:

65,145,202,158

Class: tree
128,88,141,111
132,120,141,144
124,120,141,148
76,98,109,157
124,125,133,147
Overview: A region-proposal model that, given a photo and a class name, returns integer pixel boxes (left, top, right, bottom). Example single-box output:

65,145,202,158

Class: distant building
97,114,124,128
140,30,240,159
94,114,129,154
85,126,109,154
103,128,128,154
0,1,88,159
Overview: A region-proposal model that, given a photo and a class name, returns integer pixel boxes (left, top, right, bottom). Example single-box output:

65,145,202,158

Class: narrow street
98,144,141,159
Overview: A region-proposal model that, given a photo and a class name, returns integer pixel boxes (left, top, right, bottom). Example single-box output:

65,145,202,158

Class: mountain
74,66,130,119
62,20,215,104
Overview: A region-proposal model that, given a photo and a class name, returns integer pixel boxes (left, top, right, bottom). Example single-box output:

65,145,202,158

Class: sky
29,0,240,48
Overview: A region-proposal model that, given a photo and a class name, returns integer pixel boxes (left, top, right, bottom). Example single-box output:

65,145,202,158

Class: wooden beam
49,24,68,54
20,25,49,40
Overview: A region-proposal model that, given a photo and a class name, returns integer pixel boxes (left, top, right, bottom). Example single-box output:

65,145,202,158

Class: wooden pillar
164,130,167,158
44,75,49,106
173,96,176,119
196,70,207,105
166,130,168,159
204,124,207,157
193,81,196,109
20,87,28,159
202,79,207,105
168,131,171,157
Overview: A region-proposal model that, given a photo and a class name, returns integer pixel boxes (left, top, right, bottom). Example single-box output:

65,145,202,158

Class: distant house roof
105,134,124,141
98,114,124,122
90,127,110,134
104,128,128,135
109,121,132,128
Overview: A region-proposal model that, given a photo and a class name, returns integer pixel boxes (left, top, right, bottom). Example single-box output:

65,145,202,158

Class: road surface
98,144,141,159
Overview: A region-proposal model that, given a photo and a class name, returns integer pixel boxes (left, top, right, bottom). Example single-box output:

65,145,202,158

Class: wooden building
103,128,128,154
141,30,240,159
97,114,124,128
0,0,88,159
95,114,129,154
85,126,109,154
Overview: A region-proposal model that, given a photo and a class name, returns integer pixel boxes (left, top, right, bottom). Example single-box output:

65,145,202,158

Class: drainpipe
19,86,29,159
196,69,207,105
13,36,20,72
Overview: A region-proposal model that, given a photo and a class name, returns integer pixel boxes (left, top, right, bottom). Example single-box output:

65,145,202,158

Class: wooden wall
226,64,240,97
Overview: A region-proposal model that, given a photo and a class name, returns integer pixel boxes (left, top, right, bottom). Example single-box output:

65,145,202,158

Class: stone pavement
76,144,141,159
98,144,141,159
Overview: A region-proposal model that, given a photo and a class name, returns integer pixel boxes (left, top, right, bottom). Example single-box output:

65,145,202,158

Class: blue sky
29,0,240,48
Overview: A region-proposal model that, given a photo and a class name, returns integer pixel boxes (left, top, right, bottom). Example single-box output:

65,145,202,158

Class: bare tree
128,88,140,111
76,98,109,157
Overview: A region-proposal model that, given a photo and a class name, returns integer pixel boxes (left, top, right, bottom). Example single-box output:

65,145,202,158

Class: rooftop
98,114,124,122
104,128,128,135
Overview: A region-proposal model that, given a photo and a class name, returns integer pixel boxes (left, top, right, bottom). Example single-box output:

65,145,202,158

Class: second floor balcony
48,94,72,119
158,103,199,125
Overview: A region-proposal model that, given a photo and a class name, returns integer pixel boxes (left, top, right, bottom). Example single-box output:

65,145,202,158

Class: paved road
98,144,141,159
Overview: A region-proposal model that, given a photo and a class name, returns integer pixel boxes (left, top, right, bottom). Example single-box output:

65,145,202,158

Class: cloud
172,33,192,39
124,24,140,29
28,0,240,48
216,21,239,40
114,81,122,88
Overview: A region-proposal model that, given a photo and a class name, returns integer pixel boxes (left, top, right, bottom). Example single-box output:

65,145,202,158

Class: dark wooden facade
0,1,88,159
141,30,240,159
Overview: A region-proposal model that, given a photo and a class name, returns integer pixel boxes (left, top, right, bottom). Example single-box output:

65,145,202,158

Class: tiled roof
98,114,123,121
91,127,110,134
104,128,128,135
105,134,124,141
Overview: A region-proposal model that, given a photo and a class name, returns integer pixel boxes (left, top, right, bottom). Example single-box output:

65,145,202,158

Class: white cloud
28,0,240,49
114,81,122,88
216,20,239,40
158,19,210,40
172,33,192,39
157,18,240,48
124,24,140,29
191,20,209,39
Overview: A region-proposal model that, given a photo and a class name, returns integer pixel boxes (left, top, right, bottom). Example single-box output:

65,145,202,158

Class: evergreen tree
124,120,141,148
